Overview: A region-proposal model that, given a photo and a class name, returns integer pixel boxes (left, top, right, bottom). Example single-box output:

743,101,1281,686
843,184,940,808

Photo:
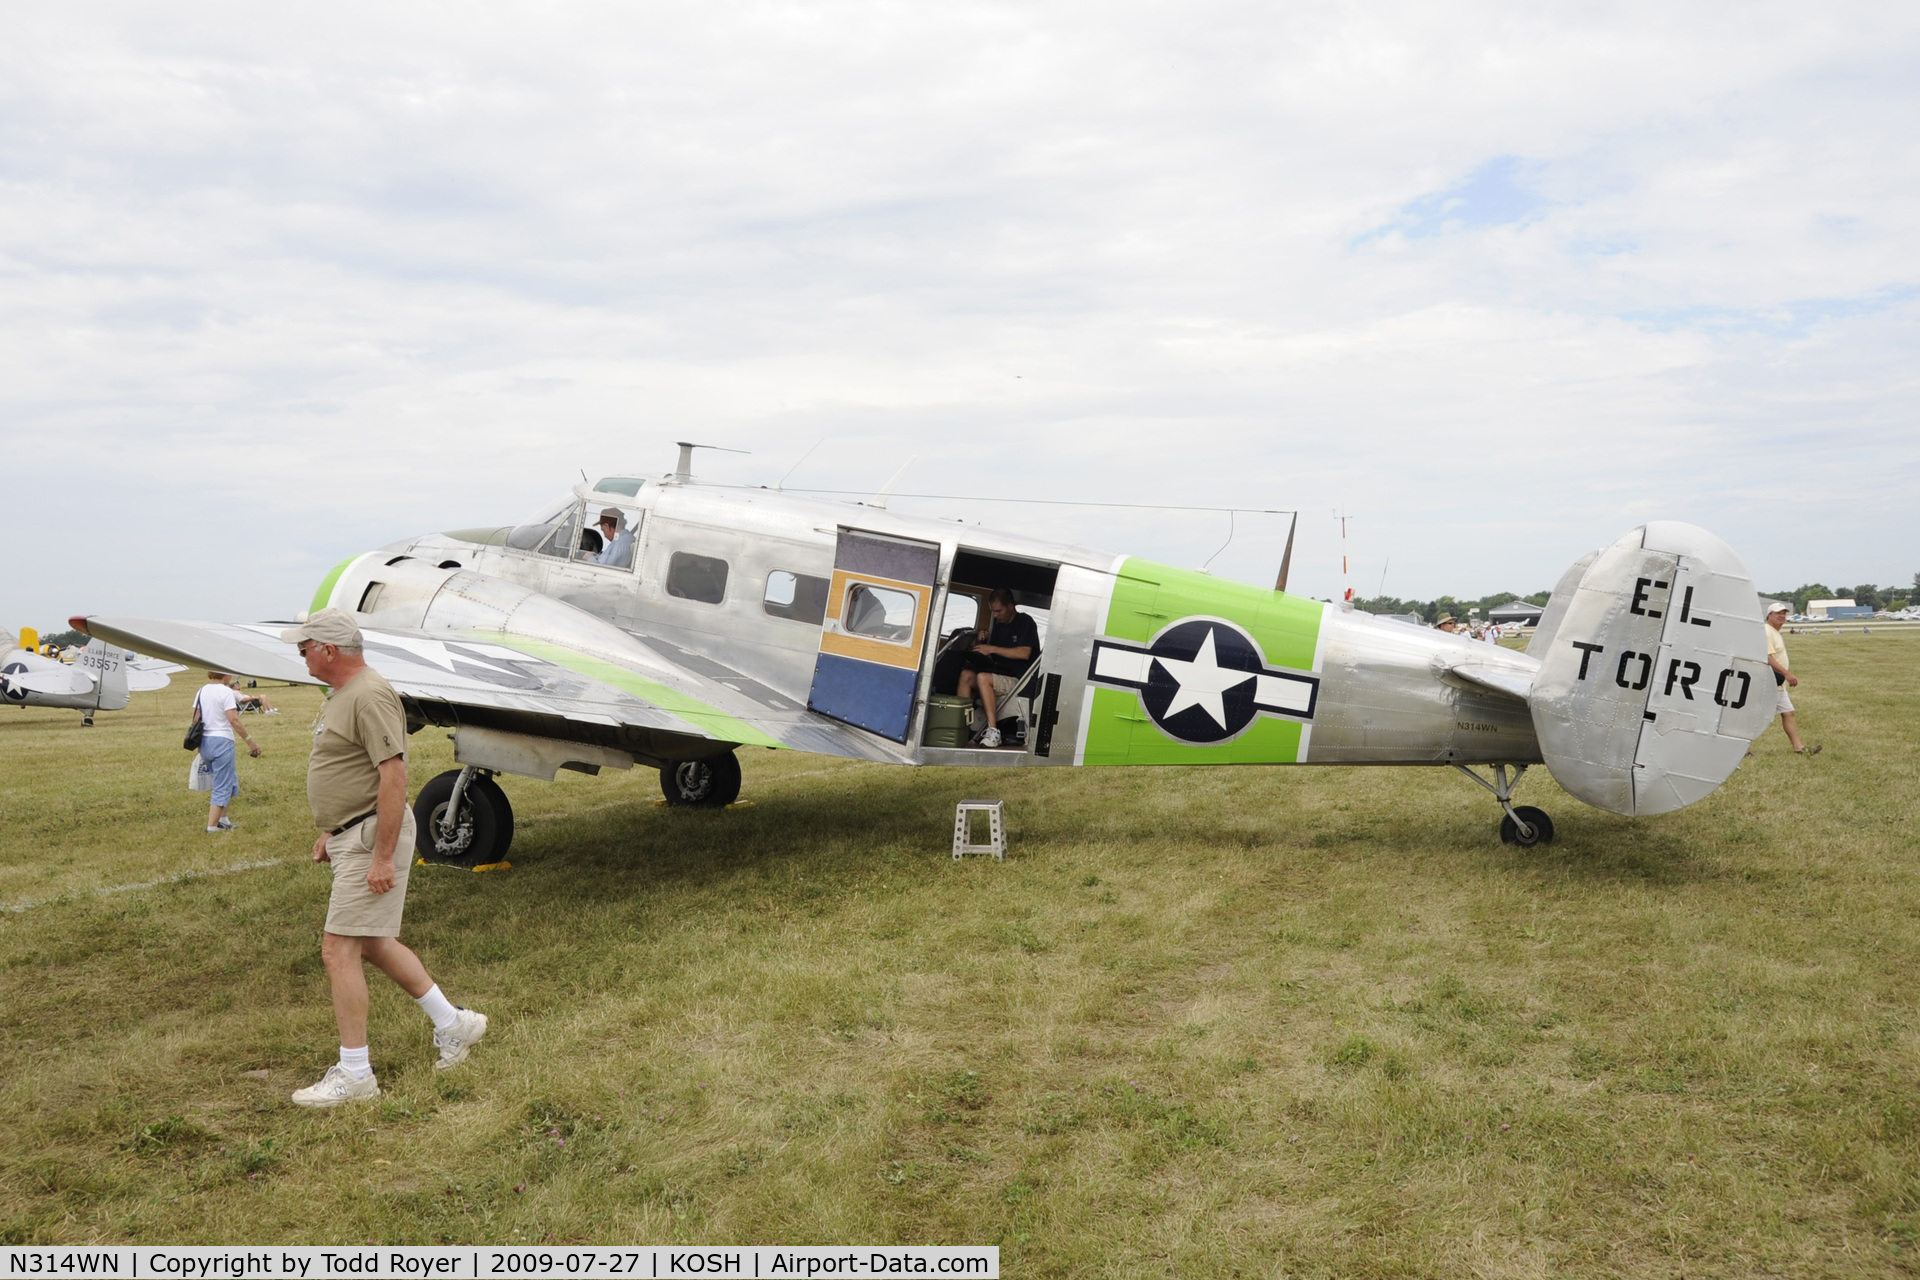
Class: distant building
1807,598,1858,618
1489,600,1546,626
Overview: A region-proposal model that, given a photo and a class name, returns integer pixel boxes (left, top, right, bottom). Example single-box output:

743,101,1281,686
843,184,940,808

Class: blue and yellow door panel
808,530,940,742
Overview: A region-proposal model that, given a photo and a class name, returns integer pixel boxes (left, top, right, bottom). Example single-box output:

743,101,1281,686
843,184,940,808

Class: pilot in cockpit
956,588,1039,748
592,508,636,569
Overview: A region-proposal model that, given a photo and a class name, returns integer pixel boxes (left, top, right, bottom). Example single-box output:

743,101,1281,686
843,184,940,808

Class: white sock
416,984,460,1032
338,1045,372,1078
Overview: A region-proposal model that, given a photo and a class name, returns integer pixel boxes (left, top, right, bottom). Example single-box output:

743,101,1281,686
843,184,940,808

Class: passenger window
844,583,916,642
764,570,831,625
667,552,729,604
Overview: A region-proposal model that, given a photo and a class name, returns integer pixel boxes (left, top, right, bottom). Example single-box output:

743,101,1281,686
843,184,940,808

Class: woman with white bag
194,671,261,832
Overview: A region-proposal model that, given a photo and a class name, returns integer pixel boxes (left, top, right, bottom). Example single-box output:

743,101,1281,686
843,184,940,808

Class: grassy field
2,631,1917,1277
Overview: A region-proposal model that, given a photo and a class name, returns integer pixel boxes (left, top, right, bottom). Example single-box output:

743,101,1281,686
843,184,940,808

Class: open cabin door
807,529,940,742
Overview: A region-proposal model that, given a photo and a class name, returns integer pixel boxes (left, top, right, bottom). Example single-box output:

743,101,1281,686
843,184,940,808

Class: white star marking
1152,627,1256,730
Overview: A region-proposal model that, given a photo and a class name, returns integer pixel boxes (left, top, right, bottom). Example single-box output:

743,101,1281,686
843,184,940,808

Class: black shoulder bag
183,700,204,751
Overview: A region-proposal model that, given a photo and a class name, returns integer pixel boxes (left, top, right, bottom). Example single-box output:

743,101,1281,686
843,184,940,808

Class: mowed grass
1,632,1917,1277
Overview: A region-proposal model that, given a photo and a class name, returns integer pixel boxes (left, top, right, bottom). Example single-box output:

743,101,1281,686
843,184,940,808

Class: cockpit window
507,503,574,554
594,477,645,498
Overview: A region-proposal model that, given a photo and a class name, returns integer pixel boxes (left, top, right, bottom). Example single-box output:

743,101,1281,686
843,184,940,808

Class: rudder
1528,522,1773,815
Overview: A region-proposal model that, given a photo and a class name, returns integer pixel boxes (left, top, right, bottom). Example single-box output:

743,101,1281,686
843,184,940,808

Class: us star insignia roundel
1087,617,1319,745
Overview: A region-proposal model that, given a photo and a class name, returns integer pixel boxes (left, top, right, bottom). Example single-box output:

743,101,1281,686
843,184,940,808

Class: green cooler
924,695,976,748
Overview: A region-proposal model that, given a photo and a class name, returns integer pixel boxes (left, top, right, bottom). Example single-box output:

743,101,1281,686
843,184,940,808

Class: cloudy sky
4,1,1916,629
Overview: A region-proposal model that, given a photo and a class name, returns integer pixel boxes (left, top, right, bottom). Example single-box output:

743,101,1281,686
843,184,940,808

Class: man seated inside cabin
956,588,1039,748
592,508,636,569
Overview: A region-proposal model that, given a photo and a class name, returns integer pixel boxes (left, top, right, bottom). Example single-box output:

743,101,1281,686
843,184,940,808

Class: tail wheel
414,769,514,868
660,751,742,808
1499,806,1555,847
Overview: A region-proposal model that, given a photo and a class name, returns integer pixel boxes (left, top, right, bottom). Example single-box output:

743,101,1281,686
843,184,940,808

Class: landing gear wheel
660,751,742,808
414,768,514,868
1499,806,1554,847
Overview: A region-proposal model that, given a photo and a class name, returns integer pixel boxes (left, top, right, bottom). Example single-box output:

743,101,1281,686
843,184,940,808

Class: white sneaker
291,1064,380,1108
979,726,1002,748
217,818,236,830
434,1008,488,1071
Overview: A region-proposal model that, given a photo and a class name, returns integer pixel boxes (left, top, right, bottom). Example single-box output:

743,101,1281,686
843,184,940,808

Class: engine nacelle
1527,522,1774,816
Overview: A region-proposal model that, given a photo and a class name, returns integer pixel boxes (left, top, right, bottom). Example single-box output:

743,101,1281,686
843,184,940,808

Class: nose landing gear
1454,763,1554,847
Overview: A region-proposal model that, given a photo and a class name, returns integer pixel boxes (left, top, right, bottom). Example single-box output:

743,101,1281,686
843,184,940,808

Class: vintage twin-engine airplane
2,627,185,724
76,445,1777,867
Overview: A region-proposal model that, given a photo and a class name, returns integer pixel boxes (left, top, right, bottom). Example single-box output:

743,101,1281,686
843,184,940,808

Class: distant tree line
1758,577,1915,614
1350,591,1552,624
1355,571,1917,625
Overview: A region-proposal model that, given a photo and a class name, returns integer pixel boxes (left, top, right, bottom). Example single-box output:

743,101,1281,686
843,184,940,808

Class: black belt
329,809,380,836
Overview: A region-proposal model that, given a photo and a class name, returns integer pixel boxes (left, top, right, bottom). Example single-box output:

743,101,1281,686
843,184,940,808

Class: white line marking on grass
6,857,294,913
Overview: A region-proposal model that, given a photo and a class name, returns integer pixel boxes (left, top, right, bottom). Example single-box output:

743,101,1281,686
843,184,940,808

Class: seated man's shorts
324,809,417,937
1776,686,1794,715
988,672,1019,698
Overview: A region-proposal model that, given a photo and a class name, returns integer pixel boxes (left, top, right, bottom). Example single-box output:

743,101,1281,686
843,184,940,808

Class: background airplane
77,446,1776,868
2,627,186,725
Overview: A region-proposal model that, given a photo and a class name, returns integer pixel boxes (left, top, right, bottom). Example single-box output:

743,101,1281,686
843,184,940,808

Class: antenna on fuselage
1274,512,1297,593
671,441,749,484
868,456,917,509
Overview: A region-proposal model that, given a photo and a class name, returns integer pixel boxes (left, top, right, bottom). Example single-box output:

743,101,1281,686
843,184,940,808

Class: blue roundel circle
1,662,29,702
1139,619,1267,743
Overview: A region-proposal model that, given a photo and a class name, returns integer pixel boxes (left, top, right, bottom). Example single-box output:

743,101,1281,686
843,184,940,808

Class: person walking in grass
194,671,260,832
282,608,487,1107
1765,601,1821,756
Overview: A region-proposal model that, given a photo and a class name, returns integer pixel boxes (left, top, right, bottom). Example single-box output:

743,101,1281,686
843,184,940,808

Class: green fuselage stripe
311,555,362,615
462,632,785,751
1081,557,1325,766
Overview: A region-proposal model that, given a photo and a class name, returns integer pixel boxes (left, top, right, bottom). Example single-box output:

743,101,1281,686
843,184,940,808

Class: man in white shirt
1765,602,1820,755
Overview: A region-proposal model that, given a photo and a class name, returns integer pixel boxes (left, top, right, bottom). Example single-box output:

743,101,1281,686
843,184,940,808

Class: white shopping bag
188,752,214,792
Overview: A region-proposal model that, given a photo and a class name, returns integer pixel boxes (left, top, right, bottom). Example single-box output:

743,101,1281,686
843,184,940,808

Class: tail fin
77,637,129,711
1528,522,1773,815
19,626,39,653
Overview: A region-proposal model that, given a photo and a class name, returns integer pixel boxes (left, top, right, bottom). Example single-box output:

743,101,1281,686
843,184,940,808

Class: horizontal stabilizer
1445,660,1535,703
7,665,95,695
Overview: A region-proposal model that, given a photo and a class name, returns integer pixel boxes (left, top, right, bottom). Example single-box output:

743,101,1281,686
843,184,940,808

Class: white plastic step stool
952,800,1006,861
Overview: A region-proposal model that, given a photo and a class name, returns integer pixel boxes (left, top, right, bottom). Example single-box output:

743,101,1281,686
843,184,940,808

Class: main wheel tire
660,751,742,808
413,769,513,868
1499,805,1555,847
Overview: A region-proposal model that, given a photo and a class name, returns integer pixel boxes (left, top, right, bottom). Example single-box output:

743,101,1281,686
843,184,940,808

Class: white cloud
2,0,1917,629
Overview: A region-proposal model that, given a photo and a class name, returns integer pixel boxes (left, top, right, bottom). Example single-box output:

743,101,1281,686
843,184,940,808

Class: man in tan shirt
280,609,488,1107
1765,601,1820,755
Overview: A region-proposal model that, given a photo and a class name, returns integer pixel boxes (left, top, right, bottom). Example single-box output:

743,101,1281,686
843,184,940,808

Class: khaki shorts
324,809,417,937
987,672,1019,699
1776,686,1794,715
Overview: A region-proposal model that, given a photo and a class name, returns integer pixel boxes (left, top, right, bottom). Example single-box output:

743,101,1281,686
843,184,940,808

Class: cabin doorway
926,548,1063,755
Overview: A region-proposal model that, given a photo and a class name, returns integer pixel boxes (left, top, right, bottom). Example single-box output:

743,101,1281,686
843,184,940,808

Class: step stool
952,800,1007,861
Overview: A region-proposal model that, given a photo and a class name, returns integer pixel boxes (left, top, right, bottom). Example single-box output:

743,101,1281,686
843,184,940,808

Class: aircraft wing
78,616,912,766
7,665,96,696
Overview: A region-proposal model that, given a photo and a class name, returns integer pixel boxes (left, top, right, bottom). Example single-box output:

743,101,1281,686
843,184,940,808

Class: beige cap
598,508,624,525
280,607,362,648
1766,601,1789,615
